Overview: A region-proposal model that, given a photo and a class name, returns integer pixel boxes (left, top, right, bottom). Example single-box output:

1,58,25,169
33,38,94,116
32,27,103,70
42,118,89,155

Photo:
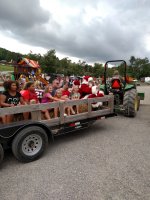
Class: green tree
92,63,104,77
129,56,136,66
41,50,59,73
59,57,72,75
128,57,149,79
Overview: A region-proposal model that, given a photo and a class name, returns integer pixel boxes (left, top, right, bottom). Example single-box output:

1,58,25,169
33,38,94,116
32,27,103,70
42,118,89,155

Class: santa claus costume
79,75,104,108
79,76,104,98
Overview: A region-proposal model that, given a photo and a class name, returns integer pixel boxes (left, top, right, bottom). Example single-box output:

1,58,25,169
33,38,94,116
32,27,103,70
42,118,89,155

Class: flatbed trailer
0,95,115,163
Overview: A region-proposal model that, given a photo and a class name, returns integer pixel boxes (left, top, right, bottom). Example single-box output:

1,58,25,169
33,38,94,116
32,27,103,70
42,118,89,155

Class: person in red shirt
61,81,70,98
20,82,38,103
20,82,39,119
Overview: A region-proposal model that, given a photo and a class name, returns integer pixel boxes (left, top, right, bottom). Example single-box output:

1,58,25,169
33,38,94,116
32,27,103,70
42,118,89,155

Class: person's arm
45,93,53,100
61,95,69,100
0,94,14,107
44,93,60,101
77,93,81,99
21,90,30,104
20,97,26,105
52,96,65,102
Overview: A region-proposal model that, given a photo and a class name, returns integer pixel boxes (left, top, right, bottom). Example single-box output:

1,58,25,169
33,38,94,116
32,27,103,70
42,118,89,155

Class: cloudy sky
0,0,150,64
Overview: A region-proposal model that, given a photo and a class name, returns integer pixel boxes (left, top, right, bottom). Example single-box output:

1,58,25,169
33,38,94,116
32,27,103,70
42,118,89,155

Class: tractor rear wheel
123,89,138,117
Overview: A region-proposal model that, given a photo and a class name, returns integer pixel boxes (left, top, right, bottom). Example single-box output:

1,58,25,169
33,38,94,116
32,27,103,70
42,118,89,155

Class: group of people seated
0,75,104,124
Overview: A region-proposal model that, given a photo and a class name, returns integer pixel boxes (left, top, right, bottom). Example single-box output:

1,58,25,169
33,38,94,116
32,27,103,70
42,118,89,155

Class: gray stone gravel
0,86,150,200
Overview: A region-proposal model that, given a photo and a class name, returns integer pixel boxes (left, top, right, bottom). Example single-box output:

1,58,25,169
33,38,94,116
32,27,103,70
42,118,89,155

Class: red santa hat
73,79,80,86
82,75,89,82
88,76,93,82
82,76,93,84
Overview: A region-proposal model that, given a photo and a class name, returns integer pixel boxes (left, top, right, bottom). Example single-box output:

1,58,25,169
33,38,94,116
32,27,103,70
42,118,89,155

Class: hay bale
78,104,88,113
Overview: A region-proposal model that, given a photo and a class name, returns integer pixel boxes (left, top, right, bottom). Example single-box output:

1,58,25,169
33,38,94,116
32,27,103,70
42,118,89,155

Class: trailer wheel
12,126,48,162
0,144,4,164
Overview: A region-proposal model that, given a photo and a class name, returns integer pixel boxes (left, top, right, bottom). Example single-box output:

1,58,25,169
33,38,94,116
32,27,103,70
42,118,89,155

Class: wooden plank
89,109,111,118
31,110,42,121
0,99,88,116
30,100,41,121
42,118,60,126
88,96,113,104
0,104,40,116
63,112,88,123
88,99,92,117
44,108,112,124
59,101,65,124
63,99,88,106
36,102,60,110
63,96,112,107
63,108,112,123
107,95,114,112
0,102,60,116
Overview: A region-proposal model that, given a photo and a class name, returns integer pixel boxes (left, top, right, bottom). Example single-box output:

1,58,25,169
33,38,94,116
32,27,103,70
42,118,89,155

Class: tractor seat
111,78,122,89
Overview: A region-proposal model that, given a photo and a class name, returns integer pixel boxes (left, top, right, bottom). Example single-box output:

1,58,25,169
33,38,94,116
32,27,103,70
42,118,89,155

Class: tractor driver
111,70,124,90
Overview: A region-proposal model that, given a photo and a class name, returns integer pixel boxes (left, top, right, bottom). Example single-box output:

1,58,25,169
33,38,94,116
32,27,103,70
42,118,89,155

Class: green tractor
101,60,144,117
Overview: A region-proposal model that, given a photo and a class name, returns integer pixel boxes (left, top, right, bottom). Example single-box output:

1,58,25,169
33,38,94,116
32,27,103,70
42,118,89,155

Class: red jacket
79,84,92,98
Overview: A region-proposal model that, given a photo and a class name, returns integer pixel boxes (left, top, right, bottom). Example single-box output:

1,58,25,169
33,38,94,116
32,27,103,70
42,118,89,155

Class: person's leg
76,105,79,114
54,107,58,118
6,114,13,123
1,116,6,124
70,106,75,115
44,110,51,120
66,107,71,115
23,112,29,120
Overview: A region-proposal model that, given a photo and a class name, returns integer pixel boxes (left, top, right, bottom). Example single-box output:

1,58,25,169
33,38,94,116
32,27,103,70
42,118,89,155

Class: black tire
0,144,4,164
123,89,138,117
12,126,48,162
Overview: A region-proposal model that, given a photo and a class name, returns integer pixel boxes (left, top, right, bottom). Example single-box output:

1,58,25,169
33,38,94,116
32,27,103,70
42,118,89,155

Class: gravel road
0,86,150,200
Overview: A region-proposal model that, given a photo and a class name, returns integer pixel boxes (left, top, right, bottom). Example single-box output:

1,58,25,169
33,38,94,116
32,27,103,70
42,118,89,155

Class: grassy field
0,64,14,72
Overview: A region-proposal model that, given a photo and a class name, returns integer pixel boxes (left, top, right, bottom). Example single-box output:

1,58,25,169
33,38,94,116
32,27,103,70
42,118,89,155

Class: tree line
0,47,150,79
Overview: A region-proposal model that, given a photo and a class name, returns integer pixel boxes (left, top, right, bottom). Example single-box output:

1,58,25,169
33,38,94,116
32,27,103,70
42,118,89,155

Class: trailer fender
13,122,54,142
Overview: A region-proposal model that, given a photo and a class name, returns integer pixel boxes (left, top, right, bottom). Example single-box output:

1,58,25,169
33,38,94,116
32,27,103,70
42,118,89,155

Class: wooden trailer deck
0,95,114,127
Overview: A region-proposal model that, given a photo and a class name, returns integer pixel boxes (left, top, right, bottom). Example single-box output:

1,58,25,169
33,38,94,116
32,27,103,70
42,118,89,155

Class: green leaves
0,47,150,79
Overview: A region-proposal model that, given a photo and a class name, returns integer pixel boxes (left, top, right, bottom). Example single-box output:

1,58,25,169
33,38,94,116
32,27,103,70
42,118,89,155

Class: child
41,84,62,119
41,84,54,104
41,85,53,120
53,89,70,117
20,82,39,120
70,85,80,114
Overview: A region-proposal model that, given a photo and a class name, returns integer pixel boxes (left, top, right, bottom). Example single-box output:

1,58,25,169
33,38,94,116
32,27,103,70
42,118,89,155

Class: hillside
0,47,23,63
0,64,14,72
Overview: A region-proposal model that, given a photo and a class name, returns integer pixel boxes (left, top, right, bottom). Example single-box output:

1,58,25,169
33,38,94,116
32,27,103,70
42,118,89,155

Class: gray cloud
0,0,50,33
0,0,150,63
